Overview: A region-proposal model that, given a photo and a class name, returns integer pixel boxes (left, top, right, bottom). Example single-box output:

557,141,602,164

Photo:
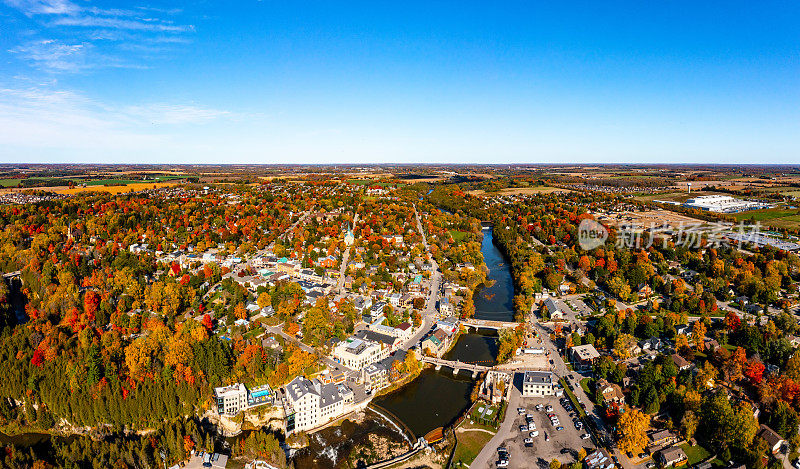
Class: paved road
471,373,522,469
335,211,360,295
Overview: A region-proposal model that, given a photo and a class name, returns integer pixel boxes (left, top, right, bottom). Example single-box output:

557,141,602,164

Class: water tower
687,182,692,195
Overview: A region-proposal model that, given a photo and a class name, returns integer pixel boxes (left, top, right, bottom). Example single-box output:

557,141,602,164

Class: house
570,344,600,371
595,378,624,405
522,371,556,397
439,296,453,316
648,429,677,448
542,297,563,320
671,354,692,372
759,424,786,454
354,329,401,351
656,446,688,467
436,316,459,336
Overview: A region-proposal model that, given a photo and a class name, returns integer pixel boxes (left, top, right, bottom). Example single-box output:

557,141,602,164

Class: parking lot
489,394,596,469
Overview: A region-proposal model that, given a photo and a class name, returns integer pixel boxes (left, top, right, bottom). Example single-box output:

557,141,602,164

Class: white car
529,431,539,437
523,438,533,444
581,433,591,439
528,422,536,430
497,460,509,468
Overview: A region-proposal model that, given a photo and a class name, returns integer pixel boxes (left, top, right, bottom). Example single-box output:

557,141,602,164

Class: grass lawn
679,442,712,466
733,208,799,222
0,179,22,187
580,378,592,396
451,426,496,467
449,230,469,243
560,378,587,418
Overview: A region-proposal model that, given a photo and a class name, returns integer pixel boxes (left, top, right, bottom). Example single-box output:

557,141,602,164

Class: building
362,362,389,393
183,451,229,469
671,354,692,372
759,424,786,454
344,226,355,246
283,376,348,434
570,344,600,371
595,378,624,406
543,297,563,320
648,430,677,449
584,449,615,469
214,384,248,416
439,296,453,316
332,337,388,370
656,447,688,467
522,371,556,397
684,194,771,213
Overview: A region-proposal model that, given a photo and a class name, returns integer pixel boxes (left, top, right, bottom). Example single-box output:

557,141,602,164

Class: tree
257,292,271,309
681,410,699,441
405,352,420,375
616,406,650,454
550,459,562,469
692,321,707,350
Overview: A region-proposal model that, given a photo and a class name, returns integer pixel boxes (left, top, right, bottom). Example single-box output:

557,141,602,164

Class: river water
473,228,515,322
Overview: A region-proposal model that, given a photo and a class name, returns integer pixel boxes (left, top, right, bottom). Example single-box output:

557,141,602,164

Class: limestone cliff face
210,406,285,436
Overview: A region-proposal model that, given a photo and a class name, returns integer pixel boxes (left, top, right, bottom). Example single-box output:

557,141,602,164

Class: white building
684,195,771,213
332,337,388,370
214,383,248,416
522,371,556,397
283,376,348,434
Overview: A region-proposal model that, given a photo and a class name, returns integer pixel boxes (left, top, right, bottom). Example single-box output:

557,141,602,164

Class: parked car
581,433,591,440
519,425,528,432
523,438,533,444
556,426,564,431
529,431,539,437
517,408,525,414
496,460,509,468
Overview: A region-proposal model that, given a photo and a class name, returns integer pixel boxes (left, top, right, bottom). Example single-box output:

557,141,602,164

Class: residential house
759,424,786,454
671,354,692,372
656,447,687,467
595,378,624,406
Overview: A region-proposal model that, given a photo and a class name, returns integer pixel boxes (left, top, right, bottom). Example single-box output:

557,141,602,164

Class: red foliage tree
31,349,44,368
745,361,765,384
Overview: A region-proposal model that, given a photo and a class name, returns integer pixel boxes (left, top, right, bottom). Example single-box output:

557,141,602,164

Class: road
335,211,360,296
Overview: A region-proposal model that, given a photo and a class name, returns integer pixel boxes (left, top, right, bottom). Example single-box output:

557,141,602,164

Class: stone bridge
421,356,493,378
461,318,519,330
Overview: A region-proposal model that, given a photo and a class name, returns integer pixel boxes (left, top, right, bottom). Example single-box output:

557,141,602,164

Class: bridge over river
421,356,493,378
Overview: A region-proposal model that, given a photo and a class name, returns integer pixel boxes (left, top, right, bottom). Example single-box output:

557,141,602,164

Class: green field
733,208,800,221
451,425,495,467
449,230,469,243
679,442,715,466
0,179,22,187
347,179,395,187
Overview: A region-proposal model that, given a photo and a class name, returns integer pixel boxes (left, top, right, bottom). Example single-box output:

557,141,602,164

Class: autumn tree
616,406,649,454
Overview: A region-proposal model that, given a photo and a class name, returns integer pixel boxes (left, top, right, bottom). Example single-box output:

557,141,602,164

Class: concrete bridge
421,356,493,378
461,318,519,331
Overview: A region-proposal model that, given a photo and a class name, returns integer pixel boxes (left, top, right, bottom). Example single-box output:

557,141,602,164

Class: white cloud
0,86,231,154
3,0,194,73
4,0,79,16
124,104,230,125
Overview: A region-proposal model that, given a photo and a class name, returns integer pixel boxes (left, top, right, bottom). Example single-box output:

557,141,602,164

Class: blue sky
1,1,798,164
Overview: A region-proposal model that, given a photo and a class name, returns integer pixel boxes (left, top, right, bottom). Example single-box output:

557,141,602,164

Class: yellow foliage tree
616,406,650,455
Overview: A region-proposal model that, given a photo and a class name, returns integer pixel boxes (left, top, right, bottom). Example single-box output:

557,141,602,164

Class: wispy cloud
0,85,233,155
3,0,194,73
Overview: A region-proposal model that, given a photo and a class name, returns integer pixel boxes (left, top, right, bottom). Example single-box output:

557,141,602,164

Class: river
473,228,516,322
